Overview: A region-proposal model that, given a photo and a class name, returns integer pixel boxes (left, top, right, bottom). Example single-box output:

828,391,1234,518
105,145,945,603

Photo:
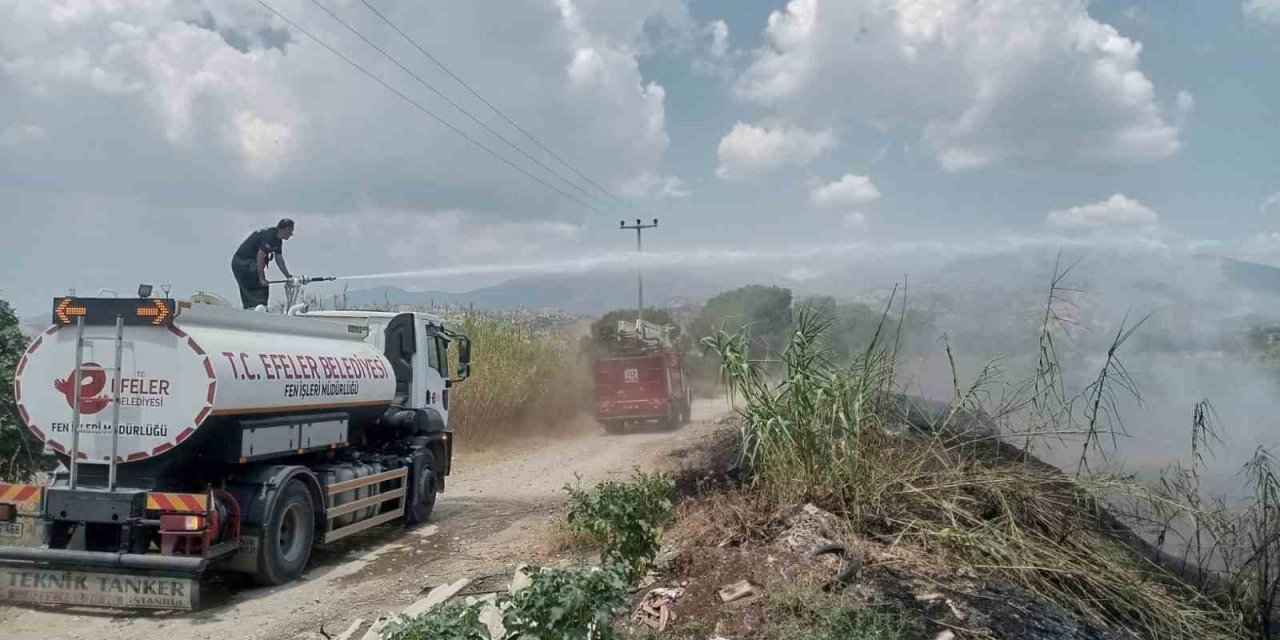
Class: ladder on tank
65,316,128,491
615,319,673,347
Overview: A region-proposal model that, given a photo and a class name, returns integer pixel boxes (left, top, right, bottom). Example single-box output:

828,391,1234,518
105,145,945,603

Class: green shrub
502,563,630,640
564,471,675,580
382,601,489,640
0,297,52,482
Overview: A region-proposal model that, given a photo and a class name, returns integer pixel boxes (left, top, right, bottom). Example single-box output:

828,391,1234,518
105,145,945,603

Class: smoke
883,248,1280,502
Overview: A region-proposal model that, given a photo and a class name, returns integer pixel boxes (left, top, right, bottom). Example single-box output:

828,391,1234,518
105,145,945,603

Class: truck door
415,320,449,422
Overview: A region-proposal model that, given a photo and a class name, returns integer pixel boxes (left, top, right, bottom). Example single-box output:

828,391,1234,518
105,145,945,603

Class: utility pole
620,218,658,334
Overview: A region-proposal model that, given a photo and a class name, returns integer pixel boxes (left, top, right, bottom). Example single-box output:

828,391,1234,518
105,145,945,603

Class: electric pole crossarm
620,218,659,333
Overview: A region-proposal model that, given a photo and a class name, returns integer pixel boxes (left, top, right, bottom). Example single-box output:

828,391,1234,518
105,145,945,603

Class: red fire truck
592,320,691,433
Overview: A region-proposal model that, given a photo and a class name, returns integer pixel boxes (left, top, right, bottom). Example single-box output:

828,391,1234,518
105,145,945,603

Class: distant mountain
340,267,767,315
1220,257,1280,294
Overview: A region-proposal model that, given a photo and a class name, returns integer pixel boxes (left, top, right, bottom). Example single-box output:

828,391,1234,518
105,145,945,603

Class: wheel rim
278,503,306,563
417,466,435,508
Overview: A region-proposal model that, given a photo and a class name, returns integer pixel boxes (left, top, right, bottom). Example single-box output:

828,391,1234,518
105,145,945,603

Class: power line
357,0,638,213
254,0,609,215
303,0,617,213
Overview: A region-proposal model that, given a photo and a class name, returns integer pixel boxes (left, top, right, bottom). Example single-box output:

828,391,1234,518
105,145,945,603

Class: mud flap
0,547,205,610
224,532,262,575
0,565,199,609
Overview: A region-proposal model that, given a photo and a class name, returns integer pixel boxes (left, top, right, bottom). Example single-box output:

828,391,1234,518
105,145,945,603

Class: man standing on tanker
231,218,295,309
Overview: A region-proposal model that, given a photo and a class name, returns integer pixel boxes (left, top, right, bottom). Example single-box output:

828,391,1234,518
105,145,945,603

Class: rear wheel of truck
406,450,438,524
664,404,681,430
256,480,315,586
602,420,625,435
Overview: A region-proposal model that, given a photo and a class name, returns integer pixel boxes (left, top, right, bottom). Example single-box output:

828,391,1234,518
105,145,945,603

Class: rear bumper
595,400,670,421
0,548,204,609
0,546,206,573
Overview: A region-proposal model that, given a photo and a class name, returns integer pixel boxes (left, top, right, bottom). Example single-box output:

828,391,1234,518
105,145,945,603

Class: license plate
0,567,197,609
0,522,23,538
624,369,638,383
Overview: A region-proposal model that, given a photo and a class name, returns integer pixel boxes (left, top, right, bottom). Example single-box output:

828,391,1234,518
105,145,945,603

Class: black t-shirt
234,228,284,263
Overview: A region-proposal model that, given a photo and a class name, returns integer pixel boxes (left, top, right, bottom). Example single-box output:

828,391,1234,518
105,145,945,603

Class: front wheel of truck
256,480,315,586
406,450,438,524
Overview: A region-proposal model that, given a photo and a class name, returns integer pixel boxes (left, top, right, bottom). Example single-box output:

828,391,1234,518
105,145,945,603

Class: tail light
160,514,206,532
0,504,15,523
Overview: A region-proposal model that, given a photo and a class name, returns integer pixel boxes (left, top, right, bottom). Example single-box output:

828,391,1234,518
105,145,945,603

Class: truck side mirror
453,336,472,382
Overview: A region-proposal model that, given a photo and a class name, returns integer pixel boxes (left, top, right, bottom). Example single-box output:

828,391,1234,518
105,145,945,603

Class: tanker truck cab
0,298,472,609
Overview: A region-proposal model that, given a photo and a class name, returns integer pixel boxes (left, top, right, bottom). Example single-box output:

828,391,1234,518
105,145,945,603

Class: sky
2,0,1279,317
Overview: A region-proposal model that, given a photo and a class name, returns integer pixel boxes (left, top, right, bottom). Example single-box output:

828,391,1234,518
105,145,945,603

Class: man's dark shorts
231,257,269,309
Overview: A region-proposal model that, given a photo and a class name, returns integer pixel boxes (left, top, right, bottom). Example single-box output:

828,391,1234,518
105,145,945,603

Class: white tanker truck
0,293,471,609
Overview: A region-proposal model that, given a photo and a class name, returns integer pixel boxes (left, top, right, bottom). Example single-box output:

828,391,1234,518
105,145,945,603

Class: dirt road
0,399,729,640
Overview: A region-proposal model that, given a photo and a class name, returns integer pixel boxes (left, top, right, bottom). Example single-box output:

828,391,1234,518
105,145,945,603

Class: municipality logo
53,363,112,414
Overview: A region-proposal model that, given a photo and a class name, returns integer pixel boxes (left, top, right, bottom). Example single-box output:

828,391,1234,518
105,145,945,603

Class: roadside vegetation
0,297,50,482
446,312,588,445
384,470,675,639
689,263,1280,639
301,288,590,446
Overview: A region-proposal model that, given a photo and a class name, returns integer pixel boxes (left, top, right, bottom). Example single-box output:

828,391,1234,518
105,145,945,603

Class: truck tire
602,421,625,435
406,450,438,524
256,480,315,586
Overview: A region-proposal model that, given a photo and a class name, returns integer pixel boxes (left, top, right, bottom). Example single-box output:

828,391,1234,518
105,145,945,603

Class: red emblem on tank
53,363,112,414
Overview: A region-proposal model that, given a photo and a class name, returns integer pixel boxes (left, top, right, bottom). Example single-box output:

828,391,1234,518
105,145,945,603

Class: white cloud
842,211,869,232
0,0,700,313
1262,192,1280,215
1245,0,1280,24
715,122,836,181
708,20,730,58
691,19,742,80
619,172,692,199
735,0,1183,171
246,208,584,272
810,174,881,208
0,0,680,216
1045,194,1159,230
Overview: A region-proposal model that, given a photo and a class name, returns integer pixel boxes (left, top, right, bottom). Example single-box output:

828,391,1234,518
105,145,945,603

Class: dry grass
447,312,590,445
702,282,1255,638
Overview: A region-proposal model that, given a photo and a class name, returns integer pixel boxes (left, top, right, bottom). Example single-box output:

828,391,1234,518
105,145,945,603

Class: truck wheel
602,421,624,435
406,450,438,524
256,480,315,586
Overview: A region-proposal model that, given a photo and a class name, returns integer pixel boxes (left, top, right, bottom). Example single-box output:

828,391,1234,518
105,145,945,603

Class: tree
0,298,48,481
795,295,937,361
690,285,793,357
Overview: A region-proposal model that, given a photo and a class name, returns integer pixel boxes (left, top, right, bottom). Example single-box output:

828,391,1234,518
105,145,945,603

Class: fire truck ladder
615,319,673,346
67,315,128,491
